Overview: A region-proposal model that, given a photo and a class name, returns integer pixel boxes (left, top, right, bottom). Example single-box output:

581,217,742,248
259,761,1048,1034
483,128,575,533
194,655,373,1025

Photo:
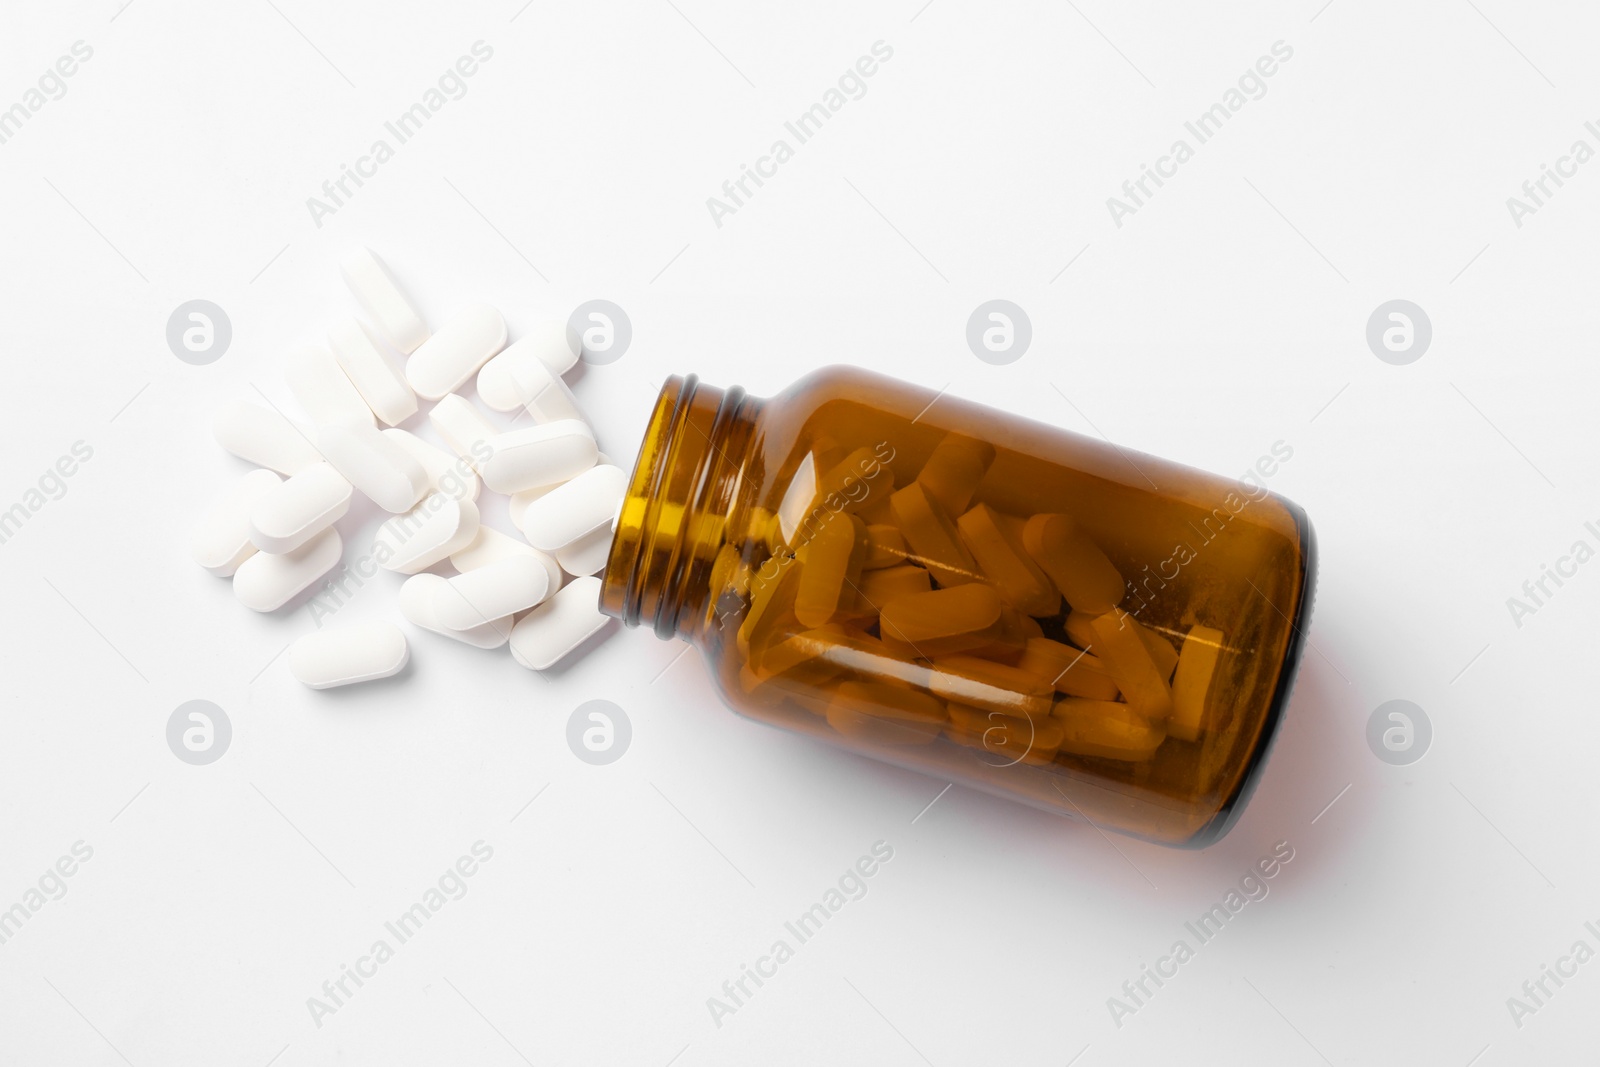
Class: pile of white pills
191,249,624,689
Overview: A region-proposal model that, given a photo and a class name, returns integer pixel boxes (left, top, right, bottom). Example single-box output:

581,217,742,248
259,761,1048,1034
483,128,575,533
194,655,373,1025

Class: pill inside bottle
598,367,1315,847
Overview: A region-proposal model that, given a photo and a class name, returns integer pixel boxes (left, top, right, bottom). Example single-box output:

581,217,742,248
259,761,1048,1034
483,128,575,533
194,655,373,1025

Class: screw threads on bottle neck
600,375,760,643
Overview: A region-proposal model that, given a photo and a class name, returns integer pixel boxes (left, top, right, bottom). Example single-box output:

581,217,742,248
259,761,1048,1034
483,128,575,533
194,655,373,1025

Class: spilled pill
374,494,481,574
507,355,586,425
436,555,559,631
249,462,352,554
477,324,581,411
328,319,418,426
340,248,429,354
405,304,507,401
191,468,282,576
429,394,498,466
315,424,429,513
233,528,343,612
398,573,514,649
284,344,373,427
289,621,409,689
449,525,554,573
555,525,615,577
211,401,322,476
479,420,597,495
382,428,480,502
516,463,626,552
509,575,608,670
508,481,560,531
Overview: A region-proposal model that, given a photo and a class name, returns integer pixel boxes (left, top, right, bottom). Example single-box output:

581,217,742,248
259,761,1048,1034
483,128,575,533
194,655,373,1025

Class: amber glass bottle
600,368,1315,847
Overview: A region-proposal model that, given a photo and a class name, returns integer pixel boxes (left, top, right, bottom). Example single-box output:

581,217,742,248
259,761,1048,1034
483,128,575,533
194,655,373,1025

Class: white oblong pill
284,344,373,427
398,573,514,649
340,248,429,354
508,482,560,531
211,401,322,475
233,528,343,612
289,621,409,689
429,394,498,467
449,525,554,574
479,420,597,494
381,428,480,502
508,357,586,425
509,576,609,670
374,494,480,574
249,463,353,554
473,335,582,415
406,304,506,401
476,324,580,411
192,468,282,576
436,555,557,631
556,525,614,577
525,315,580,377
518,464,628,552
328,319,418,426
315,424,429,513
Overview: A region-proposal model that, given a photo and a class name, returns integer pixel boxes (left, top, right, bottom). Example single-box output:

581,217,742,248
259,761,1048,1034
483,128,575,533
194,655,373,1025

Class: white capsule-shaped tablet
233,527,343,612
289,621,409,689
211,401,322,475
374,494,480,574
381,428,480,502
448,525,550,573
507,483,560,531
328,319,417,426
507,355,586,425
556,525,615,577
477,325,580,411
284,344,373,427
436,555,559,631
406,304,506,401
314,424,429,513
398,573,514,649
518,464,628,552
249,463,353,554
429,394,498,467
480,337,582,415
509,576,609,670
340,248,429,354
479,420,597,495
192,468,282,576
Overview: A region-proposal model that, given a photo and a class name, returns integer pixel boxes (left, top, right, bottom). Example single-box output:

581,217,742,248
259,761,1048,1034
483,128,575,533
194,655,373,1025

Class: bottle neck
600,375,762,643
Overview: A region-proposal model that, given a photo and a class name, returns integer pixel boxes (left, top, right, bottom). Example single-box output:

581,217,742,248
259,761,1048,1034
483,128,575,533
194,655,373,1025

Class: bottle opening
600,375,760,641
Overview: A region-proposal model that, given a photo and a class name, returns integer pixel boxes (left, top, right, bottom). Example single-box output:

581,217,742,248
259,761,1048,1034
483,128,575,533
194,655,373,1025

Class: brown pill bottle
599,367,1316,847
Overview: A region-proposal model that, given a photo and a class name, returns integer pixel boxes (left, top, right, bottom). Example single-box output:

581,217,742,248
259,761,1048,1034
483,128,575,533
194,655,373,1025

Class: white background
1,1,1595,1063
